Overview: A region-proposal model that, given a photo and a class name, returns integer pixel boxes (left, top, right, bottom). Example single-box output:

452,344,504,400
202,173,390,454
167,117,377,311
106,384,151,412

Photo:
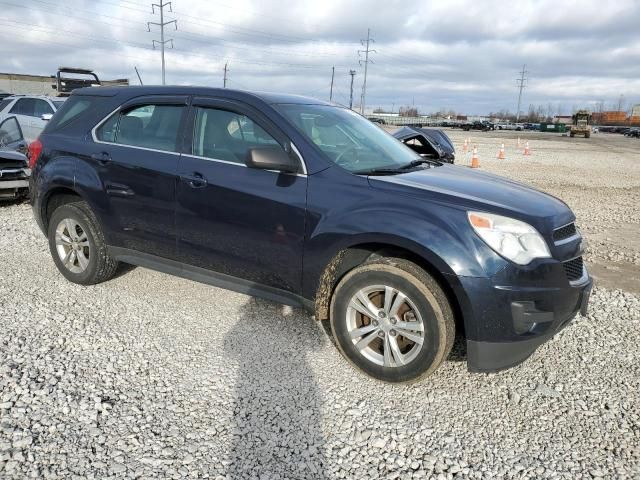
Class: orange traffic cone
471,145,480,168
497,143,506,160
463,138,468,154
523,141,531,156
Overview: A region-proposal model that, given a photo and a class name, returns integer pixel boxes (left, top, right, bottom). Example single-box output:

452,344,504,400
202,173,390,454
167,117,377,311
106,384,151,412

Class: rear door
175,97,307,293
92,95,188,259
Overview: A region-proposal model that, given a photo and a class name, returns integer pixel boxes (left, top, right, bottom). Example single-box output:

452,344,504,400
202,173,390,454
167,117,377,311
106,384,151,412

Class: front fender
302,167,507,300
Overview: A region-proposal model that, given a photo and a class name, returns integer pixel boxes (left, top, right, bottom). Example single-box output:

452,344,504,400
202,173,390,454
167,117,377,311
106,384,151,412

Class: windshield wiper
353,158,443,176
353,167,406,176
400,158,442,168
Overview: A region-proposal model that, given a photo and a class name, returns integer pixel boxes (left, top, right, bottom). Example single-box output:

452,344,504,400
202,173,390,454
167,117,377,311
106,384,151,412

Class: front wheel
329,258,455,383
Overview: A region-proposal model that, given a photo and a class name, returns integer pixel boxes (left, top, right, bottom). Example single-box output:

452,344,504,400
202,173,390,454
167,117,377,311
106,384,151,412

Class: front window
192,107,281,164
276,104,420,173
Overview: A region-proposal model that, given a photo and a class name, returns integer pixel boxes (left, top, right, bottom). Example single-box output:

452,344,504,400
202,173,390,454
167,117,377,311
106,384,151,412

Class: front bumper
450,260,592,373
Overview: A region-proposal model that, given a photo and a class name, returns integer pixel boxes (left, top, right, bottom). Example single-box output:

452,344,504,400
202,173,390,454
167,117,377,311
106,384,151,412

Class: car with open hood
392,126,455,163
0,116,30,200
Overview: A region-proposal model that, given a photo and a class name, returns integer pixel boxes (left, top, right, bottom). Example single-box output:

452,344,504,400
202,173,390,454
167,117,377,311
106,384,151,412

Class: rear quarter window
0,98,13,112
44,96,104,133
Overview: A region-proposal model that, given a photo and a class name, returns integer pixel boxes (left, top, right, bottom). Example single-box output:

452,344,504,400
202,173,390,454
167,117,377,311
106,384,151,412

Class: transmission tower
358,28,375,115
148,1,177,85
515,64,528,121
223,62,229,88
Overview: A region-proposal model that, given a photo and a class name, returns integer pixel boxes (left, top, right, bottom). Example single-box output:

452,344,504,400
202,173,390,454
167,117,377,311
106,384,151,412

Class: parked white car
495,122,524,131
0,95,66,143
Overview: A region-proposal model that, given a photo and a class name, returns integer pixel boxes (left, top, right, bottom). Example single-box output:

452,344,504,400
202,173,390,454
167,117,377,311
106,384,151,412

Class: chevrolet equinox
28,87,592,382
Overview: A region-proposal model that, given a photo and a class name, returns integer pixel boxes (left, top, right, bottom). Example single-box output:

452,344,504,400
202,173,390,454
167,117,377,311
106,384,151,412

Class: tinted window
193,107,280,163
48,97,93,131
0,117,23,146
0,99,12,112
96,104,185,152
34,99,54,116
10,98,35,116
52,100,65,110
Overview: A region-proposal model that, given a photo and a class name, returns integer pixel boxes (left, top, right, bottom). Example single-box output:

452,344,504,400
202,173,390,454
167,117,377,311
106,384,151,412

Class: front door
92,95,188,259
176,98,307,293
0,116,28,152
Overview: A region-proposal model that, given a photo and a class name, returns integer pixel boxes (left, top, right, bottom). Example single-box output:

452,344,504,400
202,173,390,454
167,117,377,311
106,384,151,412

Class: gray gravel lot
1,133,640,478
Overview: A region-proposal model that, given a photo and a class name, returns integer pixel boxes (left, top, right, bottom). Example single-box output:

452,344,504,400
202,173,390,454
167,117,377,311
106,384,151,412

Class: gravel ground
1,133,640,479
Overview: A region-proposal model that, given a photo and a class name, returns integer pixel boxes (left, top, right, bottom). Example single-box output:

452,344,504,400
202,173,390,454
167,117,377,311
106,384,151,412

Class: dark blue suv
28,86,591,382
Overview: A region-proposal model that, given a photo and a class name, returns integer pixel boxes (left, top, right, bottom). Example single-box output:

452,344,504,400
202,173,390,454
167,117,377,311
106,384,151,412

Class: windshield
52,100,66,110
276,104,421,173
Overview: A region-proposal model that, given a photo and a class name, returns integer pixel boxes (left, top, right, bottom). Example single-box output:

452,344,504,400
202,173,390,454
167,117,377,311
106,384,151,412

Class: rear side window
10,98,35,116
192,107,280,163
96,104,185,152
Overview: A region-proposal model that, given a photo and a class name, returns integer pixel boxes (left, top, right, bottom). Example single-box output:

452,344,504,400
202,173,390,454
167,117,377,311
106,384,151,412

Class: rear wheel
48,202,119,285
329,258,455,383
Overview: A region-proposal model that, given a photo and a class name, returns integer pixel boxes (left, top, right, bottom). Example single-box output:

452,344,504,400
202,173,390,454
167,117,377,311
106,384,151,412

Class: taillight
27,139,43,169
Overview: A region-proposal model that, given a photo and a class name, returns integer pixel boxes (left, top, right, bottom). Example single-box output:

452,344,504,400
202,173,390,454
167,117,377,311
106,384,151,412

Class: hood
368,164,574,228
393,127,455,162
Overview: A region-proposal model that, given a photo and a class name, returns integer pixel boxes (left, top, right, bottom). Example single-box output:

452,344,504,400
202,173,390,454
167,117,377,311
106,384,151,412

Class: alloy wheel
346,285,425,367
55,218,91,274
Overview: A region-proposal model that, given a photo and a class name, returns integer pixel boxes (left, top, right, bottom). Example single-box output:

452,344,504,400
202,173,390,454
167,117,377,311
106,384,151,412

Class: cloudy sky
1,0,639,114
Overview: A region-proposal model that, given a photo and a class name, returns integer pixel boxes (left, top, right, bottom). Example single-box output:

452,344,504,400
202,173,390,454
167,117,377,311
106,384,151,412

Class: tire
570,132,575,137
585,132,590,138
329,258,455,383
48,201,119,285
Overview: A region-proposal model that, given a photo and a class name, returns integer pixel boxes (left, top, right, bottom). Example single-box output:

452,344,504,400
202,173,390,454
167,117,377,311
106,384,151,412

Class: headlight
468,211,551,265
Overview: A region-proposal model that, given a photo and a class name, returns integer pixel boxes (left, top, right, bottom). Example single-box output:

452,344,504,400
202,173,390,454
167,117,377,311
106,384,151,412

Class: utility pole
515,64,528,121
329,66,335,102
223,62,229,88
358,28,375,115
349,70,356,109
148,1,177,85
134,66,144,85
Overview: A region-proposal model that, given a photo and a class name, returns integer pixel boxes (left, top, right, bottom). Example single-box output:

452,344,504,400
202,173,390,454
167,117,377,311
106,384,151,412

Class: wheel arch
313,240,466,338
41,186,85,233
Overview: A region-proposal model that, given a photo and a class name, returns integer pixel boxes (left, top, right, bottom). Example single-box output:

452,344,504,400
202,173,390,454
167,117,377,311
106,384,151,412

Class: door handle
91,152,112,165
181,172,208,188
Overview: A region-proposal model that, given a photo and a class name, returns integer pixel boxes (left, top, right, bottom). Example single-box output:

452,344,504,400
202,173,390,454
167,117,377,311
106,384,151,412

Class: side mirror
41,113,53,121
245,146,299,173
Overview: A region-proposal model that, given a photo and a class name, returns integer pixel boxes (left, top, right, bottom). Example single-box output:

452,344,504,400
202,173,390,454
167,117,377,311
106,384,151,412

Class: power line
2,3,346,72
148,0,177,85
17,0,353,61
516,64,528,121
358,28,375,115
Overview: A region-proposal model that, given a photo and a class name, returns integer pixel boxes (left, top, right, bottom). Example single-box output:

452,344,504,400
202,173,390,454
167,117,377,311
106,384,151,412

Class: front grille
553,223,577,242
563,256,584,282
0,160,26,169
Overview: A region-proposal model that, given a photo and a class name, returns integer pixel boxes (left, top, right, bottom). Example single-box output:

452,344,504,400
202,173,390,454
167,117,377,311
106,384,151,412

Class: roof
73,85,332,106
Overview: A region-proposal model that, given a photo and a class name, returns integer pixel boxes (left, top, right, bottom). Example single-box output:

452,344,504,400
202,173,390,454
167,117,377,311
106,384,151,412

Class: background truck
570,110,592,138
